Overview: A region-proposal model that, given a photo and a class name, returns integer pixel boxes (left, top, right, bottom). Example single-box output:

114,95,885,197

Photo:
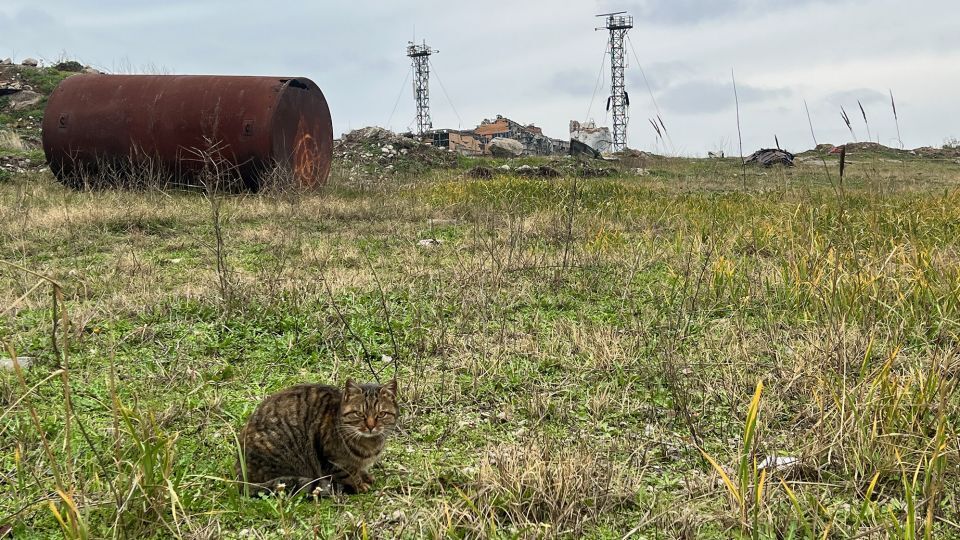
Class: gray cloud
823,88,888,107
598,0,838,25
12,6,55,25
627,61,693,92
657,79,792,114
1,0,956,153
548,68,602,97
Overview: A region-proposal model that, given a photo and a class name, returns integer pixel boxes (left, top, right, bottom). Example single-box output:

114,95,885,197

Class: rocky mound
1,61,88,151
810,142,959,159
334,127,458,179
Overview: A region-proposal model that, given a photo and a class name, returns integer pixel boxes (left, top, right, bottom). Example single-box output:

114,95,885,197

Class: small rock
0,80,24,92
0,58,12,65
82,66,100,74
498,164,511,171
633,168,649,176
1,356,34,371
21,58,39,67
417,238,442,248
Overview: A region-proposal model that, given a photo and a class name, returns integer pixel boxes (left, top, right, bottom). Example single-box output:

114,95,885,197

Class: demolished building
474,115,569,156
570,120,613,155
429,129,484,155
426,115,569,156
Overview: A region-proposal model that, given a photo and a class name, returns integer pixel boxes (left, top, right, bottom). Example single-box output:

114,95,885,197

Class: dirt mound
467,165,494,179
334,127,457,179
913,146,960,159
844,142,894,152
571,164,618,178
810,142,938,158
514,165,562,178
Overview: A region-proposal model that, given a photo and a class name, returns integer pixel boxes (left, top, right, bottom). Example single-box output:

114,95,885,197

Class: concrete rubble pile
334,127,457,179
1,59,98,119
0,66,43,112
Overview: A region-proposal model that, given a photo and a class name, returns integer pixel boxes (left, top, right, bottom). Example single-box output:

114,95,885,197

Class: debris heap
334,127,457,178
745,148,795,167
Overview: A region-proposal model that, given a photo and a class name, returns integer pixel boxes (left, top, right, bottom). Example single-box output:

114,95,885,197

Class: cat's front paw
308,478,335,499
360,471,375,486
353,478,372,493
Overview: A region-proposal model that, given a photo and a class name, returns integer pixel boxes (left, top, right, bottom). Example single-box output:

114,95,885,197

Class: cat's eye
377,412,393,418
345,411,362,418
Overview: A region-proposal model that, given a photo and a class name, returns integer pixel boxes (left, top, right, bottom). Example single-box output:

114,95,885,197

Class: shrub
54,61,84,73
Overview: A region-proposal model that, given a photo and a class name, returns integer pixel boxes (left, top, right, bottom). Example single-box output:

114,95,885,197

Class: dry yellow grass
1,153,959,538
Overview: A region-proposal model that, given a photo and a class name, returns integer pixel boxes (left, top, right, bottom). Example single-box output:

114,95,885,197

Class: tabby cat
236,379,398,498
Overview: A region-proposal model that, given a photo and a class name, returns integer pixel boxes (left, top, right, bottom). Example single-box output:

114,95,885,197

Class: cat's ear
380,379,398,399
345,379,362,395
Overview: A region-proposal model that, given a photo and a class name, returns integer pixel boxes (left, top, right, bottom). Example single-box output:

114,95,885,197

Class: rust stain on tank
41,74,333,189
293,116,323,188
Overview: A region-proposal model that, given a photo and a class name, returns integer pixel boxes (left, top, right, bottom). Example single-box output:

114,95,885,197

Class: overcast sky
2,0,957,155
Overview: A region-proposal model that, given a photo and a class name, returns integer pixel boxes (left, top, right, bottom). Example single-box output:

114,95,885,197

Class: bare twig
732,69,746,190
317,270,380,382
363,251,401,378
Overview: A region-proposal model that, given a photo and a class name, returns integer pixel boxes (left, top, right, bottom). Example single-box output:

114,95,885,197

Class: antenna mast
596,12,633,152
407,40,437,135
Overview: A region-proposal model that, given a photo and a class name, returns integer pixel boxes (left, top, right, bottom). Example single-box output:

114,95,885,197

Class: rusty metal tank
41,74,333,189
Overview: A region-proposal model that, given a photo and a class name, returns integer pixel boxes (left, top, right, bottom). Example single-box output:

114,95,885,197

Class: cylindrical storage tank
41,74,333,190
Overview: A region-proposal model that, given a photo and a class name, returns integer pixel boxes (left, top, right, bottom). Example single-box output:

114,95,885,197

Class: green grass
1,155,959,538
15,67,72,97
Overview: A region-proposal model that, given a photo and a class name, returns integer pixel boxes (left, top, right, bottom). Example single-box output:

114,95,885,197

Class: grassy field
1,151,959,538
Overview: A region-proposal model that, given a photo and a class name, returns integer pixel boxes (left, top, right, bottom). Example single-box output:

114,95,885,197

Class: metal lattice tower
597,12,633,152
407,41,436,135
